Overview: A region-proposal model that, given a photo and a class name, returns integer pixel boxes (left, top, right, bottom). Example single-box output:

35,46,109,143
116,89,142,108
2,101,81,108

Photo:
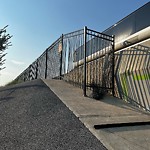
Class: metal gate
60,27,114,98
83,27,114,98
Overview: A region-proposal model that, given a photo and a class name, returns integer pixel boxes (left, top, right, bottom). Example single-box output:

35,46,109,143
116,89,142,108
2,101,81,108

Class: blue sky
0,0,149,85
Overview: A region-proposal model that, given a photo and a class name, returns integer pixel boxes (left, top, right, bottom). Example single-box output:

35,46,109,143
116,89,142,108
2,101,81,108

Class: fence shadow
114,44,150,111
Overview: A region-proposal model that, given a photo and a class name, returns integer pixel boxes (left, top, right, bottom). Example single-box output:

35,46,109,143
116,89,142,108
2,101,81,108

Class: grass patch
5,79,22,86
133,74,150,80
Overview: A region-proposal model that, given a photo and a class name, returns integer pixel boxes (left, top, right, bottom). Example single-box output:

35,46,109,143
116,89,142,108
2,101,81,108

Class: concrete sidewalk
43,79,150,150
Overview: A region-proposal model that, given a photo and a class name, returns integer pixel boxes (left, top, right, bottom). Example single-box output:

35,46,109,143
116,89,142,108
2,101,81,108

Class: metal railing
15,27,115,97
14,26,150,111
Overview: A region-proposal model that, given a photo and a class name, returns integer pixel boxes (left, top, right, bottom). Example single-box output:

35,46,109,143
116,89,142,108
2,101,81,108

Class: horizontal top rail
47,36,62,51
37,36,62,61
87,28,114,42
63,29,84,39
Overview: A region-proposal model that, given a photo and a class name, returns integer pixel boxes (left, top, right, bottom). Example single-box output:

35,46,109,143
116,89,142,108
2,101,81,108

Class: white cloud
11,60,25,65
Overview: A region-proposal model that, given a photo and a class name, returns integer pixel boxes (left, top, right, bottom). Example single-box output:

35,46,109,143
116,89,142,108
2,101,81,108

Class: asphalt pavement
0,79,106,150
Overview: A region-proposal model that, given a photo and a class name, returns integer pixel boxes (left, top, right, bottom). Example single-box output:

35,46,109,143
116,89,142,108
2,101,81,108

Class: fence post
60,34,63,79
112,35,115,96
29,65,32,81
45,49,48,79
35,59,38,79
83,26,87,96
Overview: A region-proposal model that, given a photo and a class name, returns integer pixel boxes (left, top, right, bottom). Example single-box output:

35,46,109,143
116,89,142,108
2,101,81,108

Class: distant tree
0,25,12,71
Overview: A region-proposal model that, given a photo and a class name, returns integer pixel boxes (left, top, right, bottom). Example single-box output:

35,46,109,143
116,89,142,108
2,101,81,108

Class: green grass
120,73,128,97
5,79,22,86
133,74,150,80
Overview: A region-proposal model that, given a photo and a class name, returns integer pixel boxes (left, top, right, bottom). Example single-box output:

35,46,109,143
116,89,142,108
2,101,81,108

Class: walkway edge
42,79,115,150
42,79,150,150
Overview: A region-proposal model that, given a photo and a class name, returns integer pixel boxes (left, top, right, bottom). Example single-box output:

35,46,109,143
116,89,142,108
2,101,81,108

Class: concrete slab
43,79,150,150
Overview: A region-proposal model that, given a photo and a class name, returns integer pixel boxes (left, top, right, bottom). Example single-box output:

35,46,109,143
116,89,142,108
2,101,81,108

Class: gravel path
0,79,107,150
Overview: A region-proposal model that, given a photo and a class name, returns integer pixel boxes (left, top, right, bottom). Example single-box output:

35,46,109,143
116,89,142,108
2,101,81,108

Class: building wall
103,2,150,43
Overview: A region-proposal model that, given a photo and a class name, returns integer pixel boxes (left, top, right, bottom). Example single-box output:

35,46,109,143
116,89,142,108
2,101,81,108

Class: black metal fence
84,27,114,97
15,27,114,97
